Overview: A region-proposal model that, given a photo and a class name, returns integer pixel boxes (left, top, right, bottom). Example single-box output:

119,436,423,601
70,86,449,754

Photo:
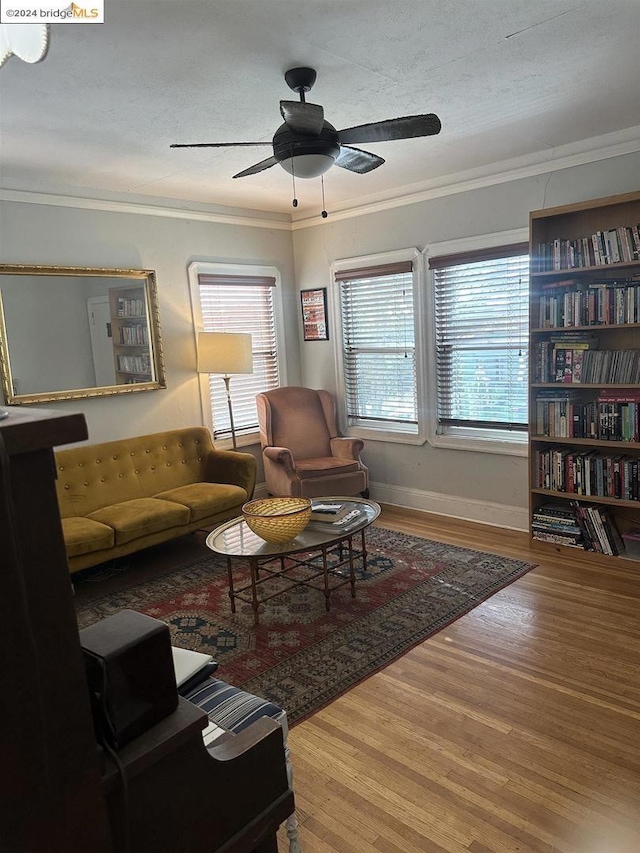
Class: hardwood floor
278,505,640,853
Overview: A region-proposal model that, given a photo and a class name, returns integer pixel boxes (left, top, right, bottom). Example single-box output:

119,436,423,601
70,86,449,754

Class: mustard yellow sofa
55,427,256,573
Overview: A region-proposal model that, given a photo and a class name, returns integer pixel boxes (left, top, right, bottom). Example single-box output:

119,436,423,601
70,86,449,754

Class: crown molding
0,189,292,231
1,129,638,233
291,133,640,230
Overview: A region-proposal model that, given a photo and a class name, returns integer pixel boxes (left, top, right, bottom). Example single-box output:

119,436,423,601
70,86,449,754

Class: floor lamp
197,332,253,450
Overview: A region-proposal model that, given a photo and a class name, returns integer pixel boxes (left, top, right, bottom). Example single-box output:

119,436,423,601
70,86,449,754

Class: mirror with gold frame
0,265,166,405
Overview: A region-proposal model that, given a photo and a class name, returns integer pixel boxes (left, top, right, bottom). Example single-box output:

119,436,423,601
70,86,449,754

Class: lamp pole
222,374,238,450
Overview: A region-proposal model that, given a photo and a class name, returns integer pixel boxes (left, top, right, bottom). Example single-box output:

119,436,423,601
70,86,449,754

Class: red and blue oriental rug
74,526,535,724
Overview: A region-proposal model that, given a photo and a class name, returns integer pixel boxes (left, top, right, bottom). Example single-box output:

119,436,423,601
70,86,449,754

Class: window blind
197,274,278,440
337,261,417,429
431,248,529,432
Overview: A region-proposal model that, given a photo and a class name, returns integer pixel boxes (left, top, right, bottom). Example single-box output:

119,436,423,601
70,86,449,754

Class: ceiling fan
170,67,441,181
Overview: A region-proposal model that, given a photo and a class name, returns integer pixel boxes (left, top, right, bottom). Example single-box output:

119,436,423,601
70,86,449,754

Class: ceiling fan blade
335,146,385,174
279,101,324,135
338,114,441,145
170,142,269,148
233,155,279,179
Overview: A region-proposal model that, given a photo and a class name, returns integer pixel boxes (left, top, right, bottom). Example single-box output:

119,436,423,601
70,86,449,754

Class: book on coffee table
307,505,366,533
309,501,351,522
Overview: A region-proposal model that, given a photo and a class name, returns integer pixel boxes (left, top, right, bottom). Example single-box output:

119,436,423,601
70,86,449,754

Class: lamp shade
197,332,253,375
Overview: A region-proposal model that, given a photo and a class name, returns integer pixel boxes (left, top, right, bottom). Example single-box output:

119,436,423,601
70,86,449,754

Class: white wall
0,201,300,449
292,152,640,528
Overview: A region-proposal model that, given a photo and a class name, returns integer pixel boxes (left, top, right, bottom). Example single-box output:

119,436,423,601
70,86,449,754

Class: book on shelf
532,502,584,548
535,224,640,272
570,501,625,556
309,501,352,522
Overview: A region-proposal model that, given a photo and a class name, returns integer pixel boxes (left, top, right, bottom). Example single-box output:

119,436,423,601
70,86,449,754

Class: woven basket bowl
242,497,312,544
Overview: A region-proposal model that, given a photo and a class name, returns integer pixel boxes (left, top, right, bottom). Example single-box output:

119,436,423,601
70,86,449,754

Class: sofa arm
330,436,364,460
204,449,257,499
263,446,296,473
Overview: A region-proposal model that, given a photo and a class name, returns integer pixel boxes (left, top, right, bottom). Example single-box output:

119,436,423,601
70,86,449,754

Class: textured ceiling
1,0,639,217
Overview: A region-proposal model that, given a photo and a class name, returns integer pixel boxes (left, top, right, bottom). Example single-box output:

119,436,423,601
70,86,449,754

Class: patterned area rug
75,527,535,725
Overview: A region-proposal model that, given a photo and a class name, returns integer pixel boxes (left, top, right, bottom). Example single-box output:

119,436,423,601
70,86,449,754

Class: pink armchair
256,387,369,498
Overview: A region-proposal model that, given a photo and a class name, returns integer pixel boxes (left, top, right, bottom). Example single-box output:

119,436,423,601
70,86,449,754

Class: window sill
214,431,261,451
427,428,528,456
344,424,425,445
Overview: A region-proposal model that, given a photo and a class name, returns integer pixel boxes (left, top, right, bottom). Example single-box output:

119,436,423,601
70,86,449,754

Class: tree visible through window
430,245,529,435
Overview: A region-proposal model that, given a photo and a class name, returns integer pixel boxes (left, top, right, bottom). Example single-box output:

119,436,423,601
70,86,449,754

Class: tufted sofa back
55,427,215,518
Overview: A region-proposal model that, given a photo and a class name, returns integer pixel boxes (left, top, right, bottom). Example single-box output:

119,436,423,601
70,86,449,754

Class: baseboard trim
369,481,528,532
253,481,528,531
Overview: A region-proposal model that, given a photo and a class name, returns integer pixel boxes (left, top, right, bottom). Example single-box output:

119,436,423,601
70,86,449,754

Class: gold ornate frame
0,264,166,405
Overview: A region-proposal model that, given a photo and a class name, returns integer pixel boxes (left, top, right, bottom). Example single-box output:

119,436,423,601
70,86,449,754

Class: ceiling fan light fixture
279,153,335,179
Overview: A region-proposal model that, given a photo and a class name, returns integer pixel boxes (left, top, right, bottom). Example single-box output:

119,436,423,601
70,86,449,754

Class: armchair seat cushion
61,517,115,558
87,498,190,546
295,456,360,478
154,482,248,522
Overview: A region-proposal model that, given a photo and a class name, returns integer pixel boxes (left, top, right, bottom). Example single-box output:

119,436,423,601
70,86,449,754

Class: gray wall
292,152,640,520
1,151,637,525
0,201,300,452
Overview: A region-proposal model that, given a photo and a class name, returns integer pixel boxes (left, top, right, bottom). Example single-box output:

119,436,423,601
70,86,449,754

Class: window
429,242,529,449
334,250,422,439
191,266,281,443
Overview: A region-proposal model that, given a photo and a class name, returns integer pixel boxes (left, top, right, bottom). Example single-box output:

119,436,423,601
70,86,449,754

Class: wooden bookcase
108,284,153,385
528,190,640,564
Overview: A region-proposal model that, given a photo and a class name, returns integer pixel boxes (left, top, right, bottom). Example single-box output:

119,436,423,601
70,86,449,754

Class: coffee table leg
249,558,260,625
322,546,331,611
226,557,236,614
360,528,368,569
348,535,356,598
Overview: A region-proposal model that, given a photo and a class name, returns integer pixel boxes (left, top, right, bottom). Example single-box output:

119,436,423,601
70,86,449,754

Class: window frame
188,261,287,447
425,228,530,457
331,248,427,445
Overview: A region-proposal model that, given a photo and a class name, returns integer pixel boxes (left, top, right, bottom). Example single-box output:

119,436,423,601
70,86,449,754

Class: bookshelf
528,191,640,564
108,285,153,385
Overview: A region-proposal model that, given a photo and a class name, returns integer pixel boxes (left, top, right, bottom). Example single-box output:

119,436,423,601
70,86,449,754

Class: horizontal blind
433,250,529,431
198,274,278,440
339,262,417,427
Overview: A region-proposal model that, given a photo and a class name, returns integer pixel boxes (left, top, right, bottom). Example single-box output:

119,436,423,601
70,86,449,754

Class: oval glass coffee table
206,497,380,624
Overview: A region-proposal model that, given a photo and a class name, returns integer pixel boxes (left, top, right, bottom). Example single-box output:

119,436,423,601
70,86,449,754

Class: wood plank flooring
278,505,640,853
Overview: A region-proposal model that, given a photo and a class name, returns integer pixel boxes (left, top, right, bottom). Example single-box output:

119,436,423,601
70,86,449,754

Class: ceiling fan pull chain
291,146,298,207
321,174,328,219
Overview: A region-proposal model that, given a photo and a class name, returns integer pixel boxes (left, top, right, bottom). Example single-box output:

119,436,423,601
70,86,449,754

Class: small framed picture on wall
300,288,329,341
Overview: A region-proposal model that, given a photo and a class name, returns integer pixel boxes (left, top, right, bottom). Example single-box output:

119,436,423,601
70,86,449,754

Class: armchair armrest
263,446,296,474
204,449,257,498
330,436,364,460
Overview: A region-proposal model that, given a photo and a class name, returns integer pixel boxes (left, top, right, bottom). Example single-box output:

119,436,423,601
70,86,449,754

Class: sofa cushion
87,498,190,546
61,517,115,558
295,456,359,479
154,483,248,522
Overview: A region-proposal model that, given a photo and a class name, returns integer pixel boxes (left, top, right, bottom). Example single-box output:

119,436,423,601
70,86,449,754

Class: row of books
534,448,640,502
533,342,640,385
536,278,640,327
534,392,640,441
116,354,151,374
118,323,149,346
532,502,624,556
533,225,640,272
115,297,145,318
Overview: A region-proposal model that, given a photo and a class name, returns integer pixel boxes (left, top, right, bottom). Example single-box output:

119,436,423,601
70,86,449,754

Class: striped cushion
184,678,285,735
